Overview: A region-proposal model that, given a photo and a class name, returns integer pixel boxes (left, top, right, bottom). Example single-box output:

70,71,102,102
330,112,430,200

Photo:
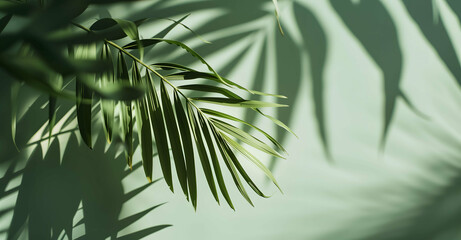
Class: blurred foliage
117,0,461,239
1,0,291,210
0,0,290,239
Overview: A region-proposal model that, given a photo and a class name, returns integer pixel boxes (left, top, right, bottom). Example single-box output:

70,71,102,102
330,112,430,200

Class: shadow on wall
404,0,461,90
122,0,320,164
113,0,440,161
331,0,412,150
2,0,461,239
0,81,170,240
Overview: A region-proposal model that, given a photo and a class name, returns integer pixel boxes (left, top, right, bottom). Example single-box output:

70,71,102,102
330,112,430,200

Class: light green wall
1,0,461,239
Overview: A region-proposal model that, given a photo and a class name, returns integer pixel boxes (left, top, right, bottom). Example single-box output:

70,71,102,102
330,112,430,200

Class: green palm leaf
160,81,189,200
1,5,291,210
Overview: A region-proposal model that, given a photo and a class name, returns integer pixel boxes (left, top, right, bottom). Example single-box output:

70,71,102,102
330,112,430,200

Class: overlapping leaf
1,3,292,210
99,43,115,143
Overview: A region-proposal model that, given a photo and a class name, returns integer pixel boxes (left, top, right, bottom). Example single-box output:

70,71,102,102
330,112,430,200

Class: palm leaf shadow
115,1,303,173
330,0,424,149
403,0,461,89
241,38,267,135
4,118,169,240
134,1,302,165
363,161,461,240
267,9,302,170
447,0,461,22
293,2,330,161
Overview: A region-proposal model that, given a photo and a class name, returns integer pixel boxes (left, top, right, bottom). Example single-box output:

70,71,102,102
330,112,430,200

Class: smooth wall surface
2,0,461,239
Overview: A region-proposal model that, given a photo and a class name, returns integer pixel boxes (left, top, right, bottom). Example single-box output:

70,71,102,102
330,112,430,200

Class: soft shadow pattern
267,13,302,170
242,38,267,135
403,0,461,89
330,0,422,148
0,79,170,240
294,2,330,160
447,0,461,22
123,0,300,169
365,161,461,240
6,133,169,239
0,79,18,164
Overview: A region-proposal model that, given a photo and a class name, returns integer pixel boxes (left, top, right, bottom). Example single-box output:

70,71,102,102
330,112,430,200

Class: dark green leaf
48,74,62,145
91,82,144,100
158,65,285,98
49,95,57,142
25,37,75,75
123,39,161,49
256,109,297,137
0,14,12,34
11,82,20,151
211,118,284,159
160,81,189,200
133,63,153,182
198,113,233,209
192,97,288,108
152,62,196,72
178,84,241,99
91,18,119,30
74,44,96,149
114,18,139,40
117,51,133,167
24,1,88,34
153,14,190,39
90,18,142,41
221,134,282,193
201,108,286,153
272,0,285,35
210,124,253,206
99,43,115,143
0,55,75,99
187,104,219,204
218,133,270,198
129,38,229,86
117,51,130,81
165,71,217,81
174,91,197,209
76,78,93,149
146,72,173,191
48,30,108,45
165,16,211,44
161,67,251,92
120,100,133,168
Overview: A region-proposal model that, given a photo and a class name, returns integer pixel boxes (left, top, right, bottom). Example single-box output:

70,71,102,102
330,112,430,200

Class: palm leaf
117,51,134,168
197,112,234,209
133,63,153,182
200,108,286,153
187,103,219,203
145,72,173,191
99,43,115,143
0,4,291,210
74,44,99,149
174,91,197,209
10,82,20,151
160,81,189,200
211,124,254,206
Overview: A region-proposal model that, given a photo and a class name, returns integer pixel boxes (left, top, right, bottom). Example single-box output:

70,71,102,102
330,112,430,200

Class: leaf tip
193,203,197,212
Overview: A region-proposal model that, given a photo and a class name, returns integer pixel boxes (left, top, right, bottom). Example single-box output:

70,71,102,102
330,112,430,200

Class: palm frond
1,1,292,209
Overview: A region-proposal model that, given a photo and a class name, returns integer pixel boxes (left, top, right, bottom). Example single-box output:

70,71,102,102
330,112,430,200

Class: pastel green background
1,0,461,239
